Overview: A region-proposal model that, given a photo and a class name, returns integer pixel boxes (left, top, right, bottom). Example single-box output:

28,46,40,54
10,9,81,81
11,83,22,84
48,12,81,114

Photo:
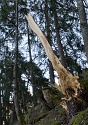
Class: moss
79,69,88,89
24,113,30,124
24,87,66,125
42,87,63,108
31,112,49,124
35,120,61,125
71,108,88,125
51,121,60,125
59,108,66,117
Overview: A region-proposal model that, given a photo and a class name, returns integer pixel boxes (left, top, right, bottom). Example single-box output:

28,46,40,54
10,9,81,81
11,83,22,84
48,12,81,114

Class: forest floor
13,91,88,125
13,70,88,125
23,100,88,125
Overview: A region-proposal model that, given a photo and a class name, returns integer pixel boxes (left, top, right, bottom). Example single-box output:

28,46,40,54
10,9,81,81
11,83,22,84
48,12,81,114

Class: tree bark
13,0,21,123
45,0,54,84
27,23,37,106
76,0,88,62
51,0,66,68
0,84,2,125
26,14,80,98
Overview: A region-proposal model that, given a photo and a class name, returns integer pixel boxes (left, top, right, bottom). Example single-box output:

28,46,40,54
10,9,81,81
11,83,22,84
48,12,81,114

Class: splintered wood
26,14,80,98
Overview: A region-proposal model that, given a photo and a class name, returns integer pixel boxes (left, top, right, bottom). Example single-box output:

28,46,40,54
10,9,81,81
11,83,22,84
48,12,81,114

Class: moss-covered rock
24,87,66,125
42,87,63,108
24,101,50,124
71,108,88,125
34,105,67,125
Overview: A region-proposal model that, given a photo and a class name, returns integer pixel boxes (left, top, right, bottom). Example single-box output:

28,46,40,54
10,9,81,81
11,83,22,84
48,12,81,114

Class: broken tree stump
26,14,80,99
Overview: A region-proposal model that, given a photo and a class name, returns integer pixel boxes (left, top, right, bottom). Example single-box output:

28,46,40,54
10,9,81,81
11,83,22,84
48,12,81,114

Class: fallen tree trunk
26,14,80,98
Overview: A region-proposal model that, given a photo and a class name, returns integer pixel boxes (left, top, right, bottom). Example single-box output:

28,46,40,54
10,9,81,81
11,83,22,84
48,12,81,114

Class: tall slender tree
76,0,88,62
27,22,37,106
51,0,66,68
45,0,54,84
13,0,21,123
0,84,1,125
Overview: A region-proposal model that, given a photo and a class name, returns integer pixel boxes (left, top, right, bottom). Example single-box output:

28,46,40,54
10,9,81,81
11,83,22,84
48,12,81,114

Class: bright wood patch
26,14,80,98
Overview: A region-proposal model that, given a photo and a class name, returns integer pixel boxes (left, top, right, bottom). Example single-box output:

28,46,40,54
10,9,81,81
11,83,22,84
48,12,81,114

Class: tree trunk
26,14,80,99
27,23,37,106
45,0,54,84
9,106,17,125
13,0,21,123
0,85,2,125
76,0,88,62
51,0,66,68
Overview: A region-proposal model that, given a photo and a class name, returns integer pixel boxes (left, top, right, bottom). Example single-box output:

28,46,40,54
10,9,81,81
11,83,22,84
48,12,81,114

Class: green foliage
71,108,88,125
1,2,15,22
66,55,82,74
79,69,88,89
18,111,26,125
